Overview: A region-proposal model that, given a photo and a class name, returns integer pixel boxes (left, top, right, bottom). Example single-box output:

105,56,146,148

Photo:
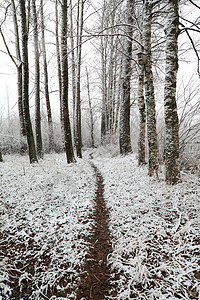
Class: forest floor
0,146,200,299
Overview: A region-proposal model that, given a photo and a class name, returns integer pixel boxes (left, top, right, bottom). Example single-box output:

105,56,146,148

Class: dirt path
76,160,114,300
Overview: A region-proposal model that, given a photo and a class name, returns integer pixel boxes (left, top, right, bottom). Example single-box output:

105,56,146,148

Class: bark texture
164,0,180,184
61,0,75,163
119,0,134,155
19,0,38,163
143,0,158,175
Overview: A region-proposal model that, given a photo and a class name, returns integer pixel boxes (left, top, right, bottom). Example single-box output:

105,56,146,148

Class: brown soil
76,161,114,300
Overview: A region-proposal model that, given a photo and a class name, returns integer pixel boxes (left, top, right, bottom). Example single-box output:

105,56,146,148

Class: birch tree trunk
138,61,146,165
55,0,63,126
143,0,158,175
40,0,54,152
86,66,95,147
32,0,43,158
75,0,84,158
11,0,26,140
19,0,38,163
119,0,134,155
69,1,76,143
61,0,75,163
164,0,180,184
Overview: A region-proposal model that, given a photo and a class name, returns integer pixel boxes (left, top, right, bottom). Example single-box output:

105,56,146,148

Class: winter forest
0,0,200,299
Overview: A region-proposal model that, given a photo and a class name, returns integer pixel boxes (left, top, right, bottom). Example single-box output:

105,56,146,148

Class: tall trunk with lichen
119,0,134,155
164,0,180,184
143,0,158,175
61,0,75,163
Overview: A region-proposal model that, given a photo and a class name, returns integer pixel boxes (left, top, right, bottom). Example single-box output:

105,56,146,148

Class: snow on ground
0,148,200,299
93,148,200,299
0,153,96,299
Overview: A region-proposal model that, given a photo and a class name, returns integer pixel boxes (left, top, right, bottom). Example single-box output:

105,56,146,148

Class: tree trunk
86,66,95,147
32,0,43,158
0,148,3,162
40,0,54,152
75,0,84,158
55,0,63,127
143,0,158,175
69,1,76,144
164,0,180,184
119,0,134,155
138,62,146,165
11,0,26,140
19,0,38,163
61,0,75,163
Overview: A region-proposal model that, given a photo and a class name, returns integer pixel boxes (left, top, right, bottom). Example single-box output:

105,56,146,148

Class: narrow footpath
76,160,114,300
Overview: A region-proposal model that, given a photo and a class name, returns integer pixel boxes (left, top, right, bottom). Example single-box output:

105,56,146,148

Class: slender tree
11,0,26,140
143,0,158,175
86,66,95,147
32,0,43,158
40,0,54,152
0,147,3,162
19,0,38,163
164,0,180,184
55,0,63,126
75,0,85,158
137,50,146,165
60,0,75,163
119,0,134,155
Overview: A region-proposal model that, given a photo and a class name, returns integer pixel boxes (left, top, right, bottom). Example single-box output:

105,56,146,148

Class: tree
75,0,85,158
119,0,134,155
137,50,146,165
86,66,95,147
32,0,43,158
0,147,3,162
60,0,75,163
40,0,54,152
19,0,38,163
143,0,158,175
164,0,180,184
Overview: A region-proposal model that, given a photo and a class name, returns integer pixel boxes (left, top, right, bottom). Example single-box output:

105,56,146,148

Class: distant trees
0,0,199,180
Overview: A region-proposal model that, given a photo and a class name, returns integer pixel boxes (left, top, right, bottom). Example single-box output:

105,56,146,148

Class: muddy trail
76,161,115,299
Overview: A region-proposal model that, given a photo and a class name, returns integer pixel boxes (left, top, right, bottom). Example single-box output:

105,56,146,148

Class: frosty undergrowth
93,152,200,300
0,153,96,299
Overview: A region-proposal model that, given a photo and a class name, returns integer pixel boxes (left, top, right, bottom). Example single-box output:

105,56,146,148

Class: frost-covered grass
0,149,199,299
93,151,200,300
0,153,96,299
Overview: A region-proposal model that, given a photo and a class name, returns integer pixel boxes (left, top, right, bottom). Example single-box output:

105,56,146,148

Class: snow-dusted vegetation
0,149,199,299
0,153,96,299
93,150,200,299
